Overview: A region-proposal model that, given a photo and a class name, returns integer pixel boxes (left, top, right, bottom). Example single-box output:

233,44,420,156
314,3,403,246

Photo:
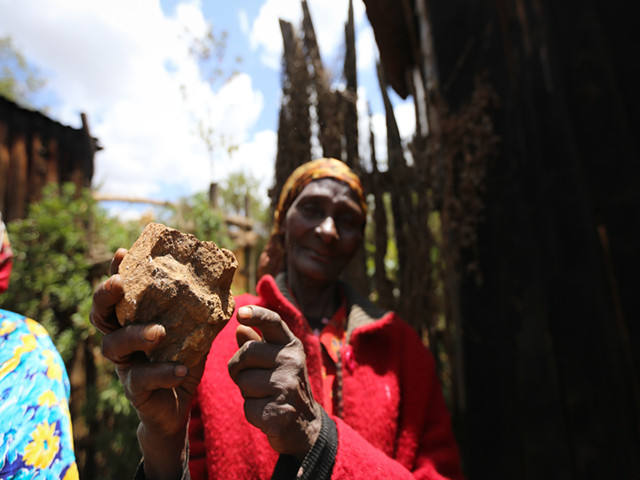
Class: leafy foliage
0,183,144,478
1,183,94,355
166,191,233,247
0,36,46,106
218,171,270,228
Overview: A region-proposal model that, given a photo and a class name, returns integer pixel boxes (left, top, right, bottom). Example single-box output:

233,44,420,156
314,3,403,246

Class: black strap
271,409,338,480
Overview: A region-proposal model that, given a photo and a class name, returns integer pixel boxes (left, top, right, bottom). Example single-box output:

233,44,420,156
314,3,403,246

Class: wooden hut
0,95,99,221
361,1,640,479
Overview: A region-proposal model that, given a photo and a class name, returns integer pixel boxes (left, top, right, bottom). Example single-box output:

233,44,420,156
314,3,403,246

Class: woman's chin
293,260,340,284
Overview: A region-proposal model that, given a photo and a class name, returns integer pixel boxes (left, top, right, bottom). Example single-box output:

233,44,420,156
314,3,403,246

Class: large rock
116,223,237,367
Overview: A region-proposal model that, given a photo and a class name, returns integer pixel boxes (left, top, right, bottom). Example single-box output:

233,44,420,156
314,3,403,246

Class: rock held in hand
116,223,237,367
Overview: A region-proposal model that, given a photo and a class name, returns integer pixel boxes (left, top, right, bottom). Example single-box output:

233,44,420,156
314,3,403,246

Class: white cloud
356,86,416,171
0,0,264,209
249,0,367,71
175,1,208,38
224,129,277,201
394,101,416,141
238,9,250,36
356,25,377,72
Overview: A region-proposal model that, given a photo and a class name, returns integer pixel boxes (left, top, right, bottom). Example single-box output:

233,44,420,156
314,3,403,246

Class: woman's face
283,178,365,285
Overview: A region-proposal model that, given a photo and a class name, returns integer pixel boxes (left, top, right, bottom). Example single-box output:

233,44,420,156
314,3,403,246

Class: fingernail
238,306,253,318
144,325,165,341
105,275,120,292
174,365,187,377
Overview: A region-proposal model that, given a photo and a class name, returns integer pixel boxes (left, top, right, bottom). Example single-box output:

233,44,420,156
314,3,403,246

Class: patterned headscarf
258,158,366,278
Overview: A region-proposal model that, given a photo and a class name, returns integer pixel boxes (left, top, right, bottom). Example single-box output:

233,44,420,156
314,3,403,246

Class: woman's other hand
228,305,323,461
90,248,201,480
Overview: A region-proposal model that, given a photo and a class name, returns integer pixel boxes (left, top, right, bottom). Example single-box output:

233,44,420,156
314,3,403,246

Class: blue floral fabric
0,309,78,480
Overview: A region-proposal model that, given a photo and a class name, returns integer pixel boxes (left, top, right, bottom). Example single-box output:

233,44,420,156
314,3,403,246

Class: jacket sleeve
330,324,464,480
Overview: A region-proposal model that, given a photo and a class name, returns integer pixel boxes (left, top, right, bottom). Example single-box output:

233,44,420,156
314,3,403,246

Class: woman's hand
228,306,323,461
90,248,202,480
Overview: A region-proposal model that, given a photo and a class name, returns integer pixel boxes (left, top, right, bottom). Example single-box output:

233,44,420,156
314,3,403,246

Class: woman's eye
337,213,363,231
300,204,322,217
337,214,354,225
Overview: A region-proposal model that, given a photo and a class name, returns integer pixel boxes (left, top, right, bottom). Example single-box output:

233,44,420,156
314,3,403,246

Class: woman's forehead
297,178,358,200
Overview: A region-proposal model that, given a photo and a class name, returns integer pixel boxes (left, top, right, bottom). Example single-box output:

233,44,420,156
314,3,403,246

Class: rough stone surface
116,223,237,367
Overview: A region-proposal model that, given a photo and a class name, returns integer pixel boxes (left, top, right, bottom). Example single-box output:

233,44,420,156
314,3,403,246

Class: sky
0,0,415,218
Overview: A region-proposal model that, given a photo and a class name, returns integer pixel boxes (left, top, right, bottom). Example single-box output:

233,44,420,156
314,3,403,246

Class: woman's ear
257,233,287,278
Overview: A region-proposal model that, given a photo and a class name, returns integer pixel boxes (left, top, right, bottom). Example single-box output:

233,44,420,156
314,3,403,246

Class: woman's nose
316,216,339,241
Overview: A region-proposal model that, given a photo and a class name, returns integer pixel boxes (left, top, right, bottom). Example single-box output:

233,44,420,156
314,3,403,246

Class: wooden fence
362,0,640,478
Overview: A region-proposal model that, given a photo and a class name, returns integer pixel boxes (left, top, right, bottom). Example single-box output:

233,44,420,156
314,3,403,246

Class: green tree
164,172,268,245
2,183,94,351
0,36,46,106
165,191,233,247
218,171,270,228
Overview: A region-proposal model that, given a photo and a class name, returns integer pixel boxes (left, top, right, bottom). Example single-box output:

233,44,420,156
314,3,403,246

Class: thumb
235,324,262,348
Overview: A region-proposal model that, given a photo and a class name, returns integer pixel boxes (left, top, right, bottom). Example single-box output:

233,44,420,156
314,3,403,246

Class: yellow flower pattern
1,309,78,478
38,389,59,407
23,421,61,469
26,317,49,337
0,319,16,336
62,463,80,480
0,333,37,380
43,349,63,381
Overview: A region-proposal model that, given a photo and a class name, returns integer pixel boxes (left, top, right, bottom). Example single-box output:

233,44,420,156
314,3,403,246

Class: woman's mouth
307,248,331,263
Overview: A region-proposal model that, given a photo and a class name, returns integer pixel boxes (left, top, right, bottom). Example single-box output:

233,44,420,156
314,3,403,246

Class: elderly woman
91,158,463,480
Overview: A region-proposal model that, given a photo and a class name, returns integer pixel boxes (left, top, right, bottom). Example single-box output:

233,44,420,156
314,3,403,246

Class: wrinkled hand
228,306,323,461
90,248,202,479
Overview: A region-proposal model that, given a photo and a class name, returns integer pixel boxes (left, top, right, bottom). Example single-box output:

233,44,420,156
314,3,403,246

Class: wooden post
339,0,369,294
208,182,218,209
46,137,59,184
272,19,312,209
0,122,10,216
301,0,342,159
28,133,48,204
8,132,28,221
80,113,95,188
415,0,441,139
376,62,409,301
343,0,359,170
369,108,394,310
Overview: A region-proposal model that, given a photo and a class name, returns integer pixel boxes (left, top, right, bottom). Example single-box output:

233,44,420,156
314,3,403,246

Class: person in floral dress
1,215,79,480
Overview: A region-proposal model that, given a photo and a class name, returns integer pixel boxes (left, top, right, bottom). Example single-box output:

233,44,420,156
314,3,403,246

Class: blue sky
0,0,414,218
160,0,282,133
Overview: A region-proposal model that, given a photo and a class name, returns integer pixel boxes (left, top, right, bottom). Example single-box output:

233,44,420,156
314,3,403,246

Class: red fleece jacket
189,274,463,479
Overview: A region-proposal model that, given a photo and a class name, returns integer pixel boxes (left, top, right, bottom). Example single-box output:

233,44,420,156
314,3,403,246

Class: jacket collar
272,272,387,342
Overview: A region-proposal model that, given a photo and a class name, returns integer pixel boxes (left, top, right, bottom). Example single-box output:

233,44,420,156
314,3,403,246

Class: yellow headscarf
258,158,366,278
